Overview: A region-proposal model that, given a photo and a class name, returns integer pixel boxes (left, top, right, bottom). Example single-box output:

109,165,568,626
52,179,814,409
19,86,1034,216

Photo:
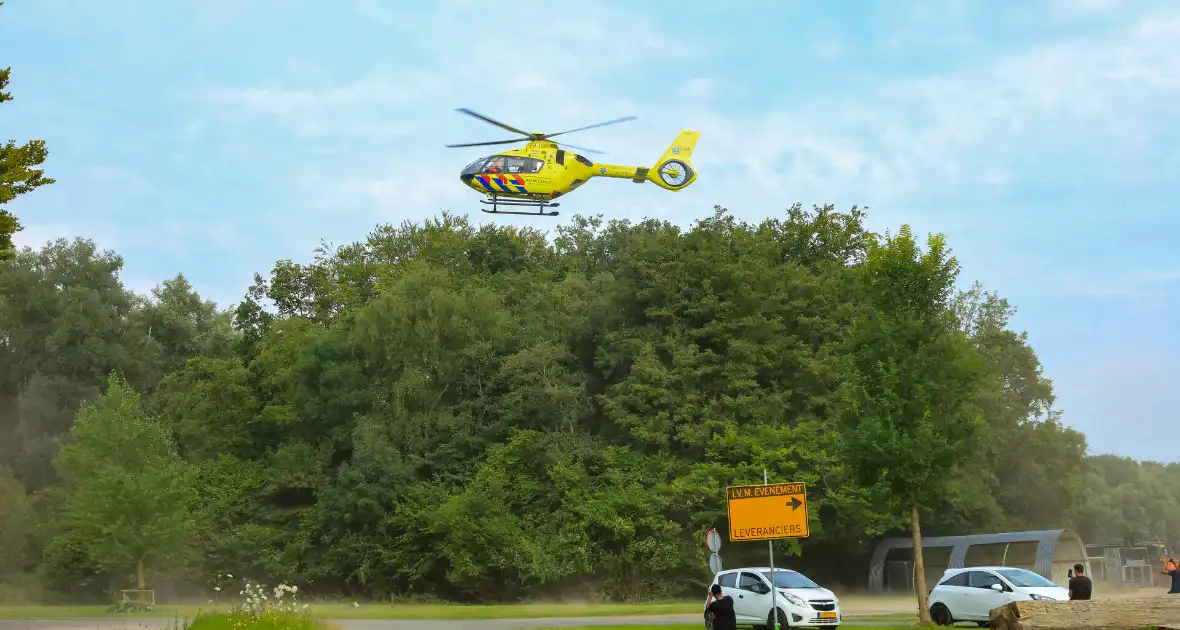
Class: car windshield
997,569,1057,588
761,570,820,589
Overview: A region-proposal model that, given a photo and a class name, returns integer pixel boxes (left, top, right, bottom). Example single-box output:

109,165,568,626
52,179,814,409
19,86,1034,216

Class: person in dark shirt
1068,563,1092,600
707,584,737,630
1162,556,1180,594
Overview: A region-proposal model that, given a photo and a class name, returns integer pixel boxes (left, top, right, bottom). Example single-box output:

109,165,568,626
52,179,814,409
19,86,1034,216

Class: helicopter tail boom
646,129,699,191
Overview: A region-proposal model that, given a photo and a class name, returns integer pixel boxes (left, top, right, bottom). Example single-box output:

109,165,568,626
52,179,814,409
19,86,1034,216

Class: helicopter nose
460,173,475,185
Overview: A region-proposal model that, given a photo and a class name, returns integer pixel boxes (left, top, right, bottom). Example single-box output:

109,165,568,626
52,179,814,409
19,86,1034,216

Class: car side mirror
990,583,1003,592
753,583,769,594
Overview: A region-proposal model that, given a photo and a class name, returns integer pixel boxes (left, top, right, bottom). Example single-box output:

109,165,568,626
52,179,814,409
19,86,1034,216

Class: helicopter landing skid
480,195,560,217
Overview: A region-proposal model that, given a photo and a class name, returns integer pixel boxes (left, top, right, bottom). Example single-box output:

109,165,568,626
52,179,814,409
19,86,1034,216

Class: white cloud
184,2,1180,304
221,10,1175,183
1062,351,1180,462
1053,268,1180,298
677,78,717,101
197,70,443,138
507,74,550,91
353,0,404,28
88,166,156,196
812,39,845,60
1049,0,1120,19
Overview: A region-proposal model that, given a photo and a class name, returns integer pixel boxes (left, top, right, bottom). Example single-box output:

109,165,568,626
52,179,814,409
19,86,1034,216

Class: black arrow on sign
786,496,802,511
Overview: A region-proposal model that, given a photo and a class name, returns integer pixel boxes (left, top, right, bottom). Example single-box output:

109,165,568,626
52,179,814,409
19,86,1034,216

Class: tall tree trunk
911,502,931,623
136,557,146,590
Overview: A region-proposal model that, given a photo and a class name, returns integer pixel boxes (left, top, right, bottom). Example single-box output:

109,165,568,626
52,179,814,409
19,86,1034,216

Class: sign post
725,473,810,630
706,528,723,575
764,471,777,630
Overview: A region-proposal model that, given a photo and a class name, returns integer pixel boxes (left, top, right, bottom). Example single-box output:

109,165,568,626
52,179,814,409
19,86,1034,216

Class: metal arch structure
867,529,1090,591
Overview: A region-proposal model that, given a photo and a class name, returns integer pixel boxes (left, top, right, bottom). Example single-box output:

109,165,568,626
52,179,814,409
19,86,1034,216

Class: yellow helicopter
447,108,700,217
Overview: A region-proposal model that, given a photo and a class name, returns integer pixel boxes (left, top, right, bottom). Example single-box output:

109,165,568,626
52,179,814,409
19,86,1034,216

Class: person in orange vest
1161,555,1180,595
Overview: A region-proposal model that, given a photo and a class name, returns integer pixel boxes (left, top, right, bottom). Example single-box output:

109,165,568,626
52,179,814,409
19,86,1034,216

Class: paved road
0,617,909,630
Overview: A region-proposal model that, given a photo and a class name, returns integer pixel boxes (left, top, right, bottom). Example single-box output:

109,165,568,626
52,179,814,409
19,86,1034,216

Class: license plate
818,612,837,619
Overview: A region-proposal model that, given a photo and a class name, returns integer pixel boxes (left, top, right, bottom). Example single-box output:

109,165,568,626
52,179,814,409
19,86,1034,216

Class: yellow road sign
725,482,809,542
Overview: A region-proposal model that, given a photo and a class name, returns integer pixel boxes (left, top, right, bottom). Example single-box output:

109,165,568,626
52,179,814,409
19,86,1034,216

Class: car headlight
1028,594,1056,601
778,592,804,607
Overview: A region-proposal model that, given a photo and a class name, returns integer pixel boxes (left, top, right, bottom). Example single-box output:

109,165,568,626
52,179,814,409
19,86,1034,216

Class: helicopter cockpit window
464,155,544,176
500,156,544,174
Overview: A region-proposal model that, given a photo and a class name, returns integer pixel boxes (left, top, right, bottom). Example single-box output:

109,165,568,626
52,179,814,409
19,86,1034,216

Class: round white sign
706,528,722,553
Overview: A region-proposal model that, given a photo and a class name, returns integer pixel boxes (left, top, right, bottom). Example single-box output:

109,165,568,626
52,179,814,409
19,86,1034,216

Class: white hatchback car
705,567,841,629
928,566,1070,626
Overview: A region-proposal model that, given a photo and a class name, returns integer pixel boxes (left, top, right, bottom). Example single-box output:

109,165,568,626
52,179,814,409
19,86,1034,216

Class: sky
3,0,1179,463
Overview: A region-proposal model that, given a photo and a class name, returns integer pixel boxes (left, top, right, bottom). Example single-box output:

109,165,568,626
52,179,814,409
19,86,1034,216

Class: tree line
0,208,1176,604
1,38,1177,605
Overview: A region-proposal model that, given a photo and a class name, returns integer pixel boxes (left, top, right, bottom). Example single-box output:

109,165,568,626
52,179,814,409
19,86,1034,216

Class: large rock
989,597,1180,630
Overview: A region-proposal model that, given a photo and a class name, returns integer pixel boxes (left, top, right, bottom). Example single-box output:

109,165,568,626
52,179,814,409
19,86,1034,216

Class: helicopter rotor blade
455,108,536,139
555,141,605,155
445,138,528,149
544,116,637,139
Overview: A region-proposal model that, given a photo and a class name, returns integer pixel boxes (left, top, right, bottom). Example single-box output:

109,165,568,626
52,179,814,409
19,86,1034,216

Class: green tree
51,374,196,590
0,465,34,572
951,282,1087,531
136,274,236,379
836,226,986,622
0,8,56,260
0,238,151,489
4,207,1174,603
154,356,261,461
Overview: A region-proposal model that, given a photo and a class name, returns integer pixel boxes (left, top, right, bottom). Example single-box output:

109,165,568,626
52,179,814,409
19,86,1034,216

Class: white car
928,566,1070,626
705,567,841,629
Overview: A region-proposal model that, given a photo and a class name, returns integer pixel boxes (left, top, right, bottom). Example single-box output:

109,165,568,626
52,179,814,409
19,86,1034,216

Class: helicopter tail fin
645,130,700,191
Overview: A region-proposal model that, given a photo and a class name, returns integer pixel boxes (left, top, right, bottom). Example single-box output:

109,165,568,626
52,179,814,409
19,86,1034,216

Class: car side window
738,572,766,592
719,572,738,588
969,571,1003,590
942,572,969,587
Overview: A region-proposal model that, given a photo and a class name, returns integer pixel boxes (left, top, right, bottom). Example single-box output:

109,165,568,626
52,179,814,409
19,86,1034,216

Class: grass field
536,626,921,630
0,602,922,621
0,602,697,620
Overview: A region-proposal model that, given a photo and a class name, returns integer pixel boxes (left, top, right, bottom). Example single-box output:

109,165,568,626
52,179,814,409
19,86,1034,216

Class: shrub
187,612,324,630
192,575,315,630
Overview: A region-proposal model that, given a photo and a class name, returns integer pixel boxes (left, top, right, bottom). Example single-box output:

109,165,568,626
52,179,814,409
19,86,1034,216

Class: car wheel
930,603,954,626
976,622,988,628
766,608,788,630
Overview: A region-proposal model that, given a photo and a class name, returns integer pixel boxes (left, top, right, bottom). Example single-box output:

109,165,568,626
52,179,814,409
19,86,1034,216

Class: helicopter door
502,156,538,174
502,156,545,173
